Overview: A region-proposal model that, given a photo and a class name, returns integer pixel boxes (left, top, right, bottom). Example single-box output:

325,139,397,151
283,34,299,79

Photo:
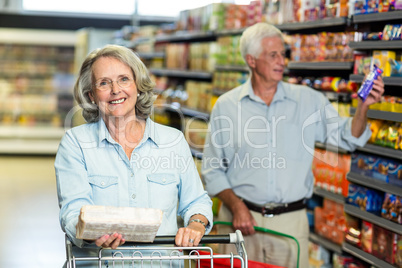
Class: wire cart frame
65,230,248,268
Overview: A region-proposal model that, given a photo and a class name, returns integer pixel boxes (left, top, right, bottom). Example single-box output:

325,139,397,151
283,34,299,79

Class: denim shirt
202,80,371,205
55,118,213,247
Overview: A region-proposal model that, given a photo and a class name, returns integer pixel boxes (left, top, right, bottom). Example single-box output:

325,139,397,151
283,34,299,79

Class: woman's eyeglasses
94,76,133,91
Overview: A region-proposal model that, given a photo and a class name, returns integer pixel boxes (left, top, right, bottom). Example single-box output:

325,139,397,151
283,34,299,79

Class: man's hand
231,200,257,235
361,75,385,107
217,189,257,236
352,76,385,138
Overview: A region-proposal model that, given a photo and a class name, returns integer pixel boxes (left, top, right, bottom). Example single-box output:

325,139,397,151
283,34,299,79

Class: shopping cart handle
124,233,237,246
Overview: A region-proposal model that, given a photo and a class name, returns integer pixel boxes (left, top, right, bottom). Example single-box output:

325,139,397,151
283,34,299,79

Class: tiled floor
0,156,66,267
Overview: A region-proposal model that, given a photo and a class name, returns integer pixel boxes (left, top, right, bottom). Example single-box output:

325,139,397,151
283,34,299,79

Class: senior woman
55,44,213,266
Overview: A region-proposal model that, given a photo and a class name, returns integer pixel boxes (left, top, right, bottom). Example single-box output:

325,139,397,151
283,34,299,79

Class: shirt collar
238,79,298,104
97,117,159,147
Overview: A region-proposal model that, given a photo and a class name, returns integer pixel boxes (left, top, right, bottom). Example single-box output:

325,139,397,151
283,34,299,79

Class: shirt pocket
147,173,178,212
88,175,119,206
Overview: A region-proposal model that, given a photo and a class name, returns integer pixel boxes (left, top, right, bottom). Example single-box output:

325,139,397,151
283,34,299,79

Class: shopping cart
65,221,299,268
65,230,249,268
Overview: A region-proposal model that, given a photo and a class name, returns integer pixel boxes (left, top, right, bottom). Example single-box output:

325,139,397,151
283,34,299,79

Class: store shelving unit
350,107,402,123
125,10,402,266
309,232,343,255
356,143,402,160
313,186,345,204
350,74,402,86
0,28,76,155
342,243,395,268
344,19,402,260
344,203,402,234
287,61,354,70
149,68,213,79
352,10,402,23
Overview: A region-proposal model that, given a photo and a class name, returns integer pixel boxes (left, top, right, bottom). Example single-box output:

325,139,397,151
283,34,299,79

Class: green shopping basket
199,221,300,268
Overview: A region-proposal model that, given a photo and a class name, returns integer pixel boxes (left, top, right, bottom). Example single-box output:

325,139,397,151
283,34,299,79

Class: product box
309,242,331,267
361,220,373,253
350,152,378,177
372,50,396,77
381,193,402,224
372,225,394,263
395,234,402,267
354,0,368,14
378,0,392,11
367,0,380,12
346,184,384,214
350,152,402,187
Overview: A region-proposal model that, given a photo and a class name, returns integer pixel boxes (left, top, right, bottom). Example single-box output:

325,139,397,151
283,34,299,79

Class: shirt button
162,179,166,183
131,194,136,199
101,181,105,186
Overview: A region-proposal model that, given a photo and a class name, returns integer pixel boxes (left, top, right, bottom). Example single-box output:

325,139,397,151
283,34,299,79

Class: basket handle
213,221,300,268
124,230,242,246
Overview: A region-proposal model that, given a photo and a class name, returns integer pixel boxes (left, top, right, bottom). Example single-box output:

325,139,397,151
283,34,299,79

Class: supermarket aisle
0,156,65,268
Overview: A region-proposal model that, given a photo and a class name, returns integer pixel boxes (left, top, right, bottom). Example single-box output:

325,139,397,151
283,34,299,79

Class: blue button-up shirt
55,118,213,247
202,80,371,205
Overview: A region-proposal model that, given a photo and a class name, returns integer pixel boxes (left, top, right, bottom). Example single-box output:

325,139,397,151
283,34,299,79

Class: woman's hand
95,233,126,249
175,219,206,247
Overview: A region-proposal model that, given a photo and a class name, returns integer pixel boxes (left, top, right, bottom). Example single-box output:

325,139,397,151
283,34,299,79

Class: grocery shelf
319,91,351,102
313,187,345,204
309,232,343,254
355,143,402,160
0,126,65,139
164,105,210,120
347,172,402,196
349,74,402,86
314,142,350,154
349,40,402,50
0,126,64,155
216,28,245,36
155,31,215,42
0,28,76,46
352,10,402,23
277,17,348,31
344,204,402,235
342,242,395,268
137,52,165,59
0,139,60,155
116,37,153,48
287,61,354,70
349,107,402,123
149,68,213,79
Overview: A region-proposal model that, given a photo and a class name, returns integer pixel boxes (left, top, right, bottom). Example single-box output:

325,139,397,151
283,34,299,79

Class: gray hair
74,44,155,123
239,22,284,63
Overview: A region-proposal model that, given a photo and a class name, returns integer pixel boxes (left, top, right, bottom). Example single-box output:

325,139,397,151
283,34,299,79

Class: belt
242,198,306,217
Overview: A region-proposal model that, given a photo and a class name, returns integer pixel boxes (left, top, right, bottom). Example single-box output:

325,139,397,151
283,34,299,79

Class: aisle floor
0,156,66,268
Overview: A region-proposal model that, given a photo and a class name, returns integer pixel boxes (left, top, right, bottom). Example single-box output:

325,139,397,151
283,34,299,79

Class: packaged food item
381,193,402,224
361,221,373,253
357,64,383,101
76,205,163,242
372,225,394,263
346,184,384,214
375,123,390,146
368,119,384,143
387,122,400,149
